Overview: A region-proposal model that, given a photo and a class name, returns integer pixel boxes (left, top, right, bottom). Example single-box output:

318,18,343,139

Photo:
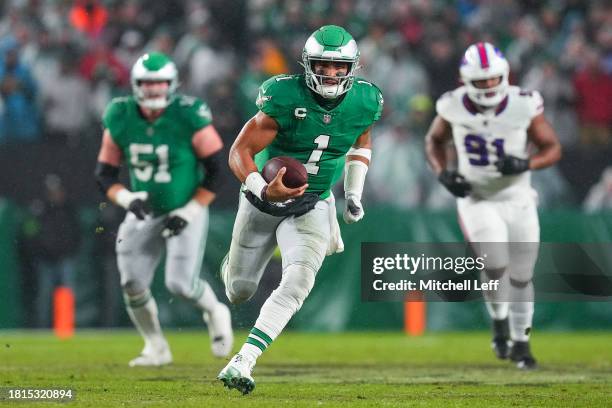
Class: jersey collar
311,90,347,111
462,93,509,116
462,94,479,115
494,95,509,115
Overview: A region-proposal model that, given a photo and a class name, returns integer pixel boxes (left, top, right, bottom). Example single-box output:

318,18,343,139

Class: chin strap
138,97,170,110
317,83,345,99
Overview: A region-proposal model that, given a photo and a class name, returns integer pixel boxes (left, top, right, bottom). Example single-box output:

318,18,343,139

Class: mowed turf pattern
0,331,610,407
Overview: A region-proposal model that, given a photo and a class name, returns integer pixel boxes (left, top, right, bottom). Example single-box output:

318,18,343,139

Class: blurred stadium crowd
0,0,611,210
0,0,611,330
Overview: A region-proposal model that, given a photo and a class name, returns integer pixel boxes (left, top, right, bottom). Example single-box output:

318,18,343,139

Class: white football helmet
460,42,509,107
131,52,178,110
301,25,360,99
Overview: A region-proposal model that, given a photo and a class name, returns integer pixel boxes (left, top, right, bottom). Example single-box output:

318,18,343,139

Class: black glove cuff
244,191,319,217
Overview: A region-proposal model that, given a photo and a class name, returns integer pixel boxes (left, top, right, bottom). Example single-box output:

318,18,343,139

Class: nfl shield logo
323,114,332,124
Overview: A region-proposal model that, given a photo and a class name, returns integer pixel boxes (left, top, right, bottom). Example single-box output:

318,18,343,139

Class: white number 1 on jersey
305,135,330,175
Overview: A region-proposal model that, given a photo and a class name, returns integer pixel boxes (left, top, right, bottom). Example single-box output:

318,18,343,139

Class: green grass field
1,330,610,407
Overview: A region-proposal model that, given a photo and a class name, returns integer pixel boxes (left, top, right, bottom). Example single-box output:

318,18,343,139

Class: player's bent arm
192,125,224,206
346,127,372,165
527,113,562,170
95,129,126,203
95,130,149,218
229,111,278,182
229,111,307,201
345,127,372,199
425,115,453,175
343,127,372,223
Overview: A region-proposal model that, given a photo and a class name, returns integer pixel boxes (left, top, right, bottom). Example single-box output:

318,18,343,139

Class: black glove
161,215,188,238
438,170,472,198
244,190,320,217
495,155,530,175
128,198,151,220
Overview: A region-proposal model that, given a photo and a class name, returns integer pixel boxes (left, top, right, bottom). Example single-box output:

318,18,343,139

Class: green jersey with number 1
255,74,383,199
102,94,213,214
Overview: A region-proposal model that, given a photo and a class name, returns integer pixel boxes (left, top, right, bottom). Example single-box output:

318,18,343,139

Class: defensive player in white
425,42,561,369
95,53,233,367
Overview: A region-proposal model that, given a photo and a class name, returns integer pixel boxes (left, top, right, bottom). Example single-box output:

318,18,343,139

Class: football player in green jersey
218,26,383,394
94,52,233,367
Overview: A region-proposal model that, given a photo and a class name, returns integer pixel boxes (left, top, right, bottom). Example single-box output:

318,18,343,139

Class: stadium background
0,0,610,332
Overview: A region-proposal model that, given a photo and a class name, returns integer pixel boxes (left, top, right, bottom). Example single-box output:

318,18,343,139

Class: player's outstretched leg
509,339,537,369
481,268,511,360
491,317,511,359
165,210,234,359
116,213,169,366
124,290,173,367
507,241,538,369
508,279,537,369
218,262,317,395
218,193,329,395
203,299,233,358
165,274,234,358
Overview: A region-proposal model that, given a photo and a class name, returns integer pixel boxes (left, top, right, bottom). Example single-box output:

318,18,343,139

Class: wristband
245,172,268,201
344,160,369,200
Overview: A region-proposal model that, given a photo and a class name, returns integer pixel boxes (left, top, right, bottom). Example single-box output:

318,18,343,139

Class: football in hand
262,156,308,188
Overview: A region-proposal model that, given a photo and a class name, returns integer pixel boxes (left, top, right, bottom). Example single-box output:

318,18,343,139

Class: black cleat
492,337,511,360
509,340,538,370
491,318,511,360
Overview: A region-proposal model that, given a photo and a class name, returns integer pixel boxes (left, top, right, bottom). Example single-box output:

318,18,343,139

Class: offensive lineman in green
95,52,233,366
218,26,383,394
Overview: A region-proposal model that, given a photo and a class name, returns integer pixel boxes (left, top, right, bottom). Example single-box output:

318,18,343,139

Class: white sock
239,328,271,361
193,279,220,314
239,264,315,362
125,290,167,350
482,270,510,320
509,281,534,342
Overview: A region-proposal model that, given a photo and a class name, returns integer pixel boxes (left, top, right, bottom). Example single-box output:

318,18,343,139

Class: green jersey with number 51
102,94,213,214
255,74,383,199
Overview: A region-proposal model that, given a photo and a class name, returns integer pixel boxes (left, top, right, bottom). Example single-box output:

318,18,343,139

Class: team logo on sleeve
256,90,271,109
197,105,212,121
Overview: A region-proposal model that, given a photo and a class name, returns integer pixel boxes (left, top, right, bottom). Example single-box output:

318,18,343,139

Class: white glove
115,189,150,220
162,199,203,238
343,194,364,224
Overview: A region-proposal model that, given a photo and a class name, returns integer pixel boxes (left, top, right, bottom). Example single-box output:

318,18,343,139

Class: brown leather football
262,156,308,188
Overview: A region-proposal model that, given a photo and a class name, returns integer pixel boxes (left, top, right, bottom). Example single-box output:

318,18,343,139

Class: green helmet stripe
313,25,353,48
141,52,172,71
302,25,360,98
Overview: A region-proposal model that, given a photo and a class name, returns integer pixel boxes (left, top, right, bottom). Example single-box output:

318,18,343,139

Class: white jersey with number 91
436,85,544,200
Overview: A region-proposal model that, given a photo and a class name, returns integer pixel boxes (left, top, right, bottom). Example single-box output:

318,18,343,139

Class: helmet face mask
131,52,178,110
460,42,509,107
302,25,360,99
